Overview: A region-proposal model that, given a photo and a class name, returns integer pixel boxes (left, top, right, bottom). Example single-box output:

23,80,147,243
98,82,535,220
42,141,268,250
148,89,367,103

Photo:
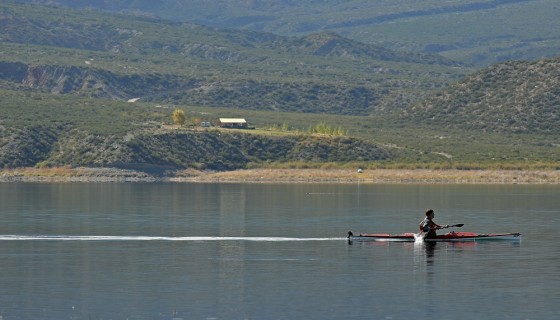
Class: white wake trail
0,235,346,242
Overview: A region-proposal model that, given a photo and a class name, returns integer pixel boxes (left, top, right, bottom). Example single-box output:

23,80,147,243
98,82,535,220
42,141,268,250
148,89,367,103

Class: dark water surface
0,183,558,319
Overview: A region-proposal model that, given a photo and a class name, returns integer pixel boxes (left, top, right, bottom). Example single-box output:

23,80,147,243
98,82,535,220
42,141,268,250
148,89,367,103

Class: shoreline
171,168,560,184
1,167,560,184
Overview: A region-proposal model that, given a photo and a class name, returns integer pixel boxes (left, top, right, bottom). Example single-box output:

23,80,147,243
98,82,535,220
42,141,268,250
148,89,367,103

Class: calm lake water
0,182,558,319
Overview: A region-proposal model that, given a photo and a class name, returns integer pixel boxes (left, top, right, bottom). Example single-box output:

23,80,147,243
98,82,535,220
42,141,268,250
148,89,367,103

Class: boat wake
413,232,426,243
0,235,346,242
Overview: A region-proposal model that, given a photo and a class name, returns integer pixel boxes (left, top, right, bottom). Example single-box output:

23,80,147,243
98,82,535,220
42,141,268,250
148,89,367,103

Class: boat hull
347,231,521,242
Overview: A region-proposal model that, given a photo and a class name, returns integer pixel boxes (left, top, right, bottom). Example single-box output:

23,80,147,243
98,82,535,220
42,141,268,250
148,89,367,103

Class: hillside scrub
407,58,560,134
0,123,391,170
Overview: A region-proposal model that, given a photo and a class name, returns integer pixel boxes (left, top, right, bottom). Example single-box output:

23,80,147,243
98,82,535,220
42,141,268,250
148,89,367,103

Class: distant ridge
10,0,560,65
326,0,531,29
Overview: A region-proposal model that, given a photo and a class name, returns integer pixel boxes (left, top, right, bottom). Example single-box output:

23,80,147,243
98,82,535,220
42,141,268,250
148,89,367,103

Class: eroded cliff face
0,61,200,102
0,62,118,97
3,63,125,98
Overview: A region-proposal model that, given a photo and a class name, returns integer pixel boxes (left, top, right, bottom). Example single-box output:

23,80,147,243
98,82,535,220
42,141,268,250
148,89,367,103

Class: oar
428,224,464,231
436,223,464,229
446,223,464,228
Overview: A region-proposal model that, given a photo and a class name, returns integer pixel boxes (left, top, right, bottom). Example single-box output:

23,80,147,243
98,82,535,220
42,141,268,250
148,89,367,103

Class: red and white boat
347,231,521,242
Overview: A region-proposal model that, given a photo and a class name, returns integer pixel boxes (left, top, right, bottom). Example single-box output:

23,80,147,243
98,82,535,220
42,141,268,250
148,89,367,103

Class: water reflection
414,241,438,277
422,242,437,267
414,241,438,318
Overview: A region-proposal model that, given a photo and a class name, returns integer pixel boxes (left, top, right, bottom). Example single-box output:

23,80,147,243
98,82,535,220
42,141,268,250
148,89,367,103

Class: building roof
219,118,247,123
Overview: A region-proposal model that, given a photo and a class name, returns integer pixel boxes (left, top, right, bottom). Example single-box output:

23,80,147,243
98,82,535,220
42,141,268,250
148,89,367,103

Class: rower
419,209,448,238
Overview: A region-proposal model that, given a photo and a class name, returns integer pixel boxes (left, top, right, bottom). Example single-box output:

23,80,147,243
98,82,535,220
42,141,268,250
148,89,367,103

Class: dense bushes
0,125,60,168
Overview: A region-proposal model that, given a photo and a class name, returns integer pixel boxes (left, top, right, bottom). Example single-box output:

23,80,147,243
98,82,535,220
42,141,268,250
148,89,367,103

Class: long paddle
444,223,464,228
424,223,464,232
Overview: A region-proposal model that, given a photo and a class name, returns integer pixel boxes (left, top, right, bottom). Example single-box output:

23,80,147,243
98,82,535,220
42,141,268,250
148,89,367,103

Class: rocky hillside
0,1,468,115
404,57,560,134
1,2,559,169
0,126,391,171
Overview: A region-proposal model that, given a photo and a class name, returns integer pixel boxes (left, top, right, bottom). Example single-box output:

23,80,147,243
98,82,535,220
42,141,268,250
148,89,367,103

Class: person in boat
419,209,448,238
